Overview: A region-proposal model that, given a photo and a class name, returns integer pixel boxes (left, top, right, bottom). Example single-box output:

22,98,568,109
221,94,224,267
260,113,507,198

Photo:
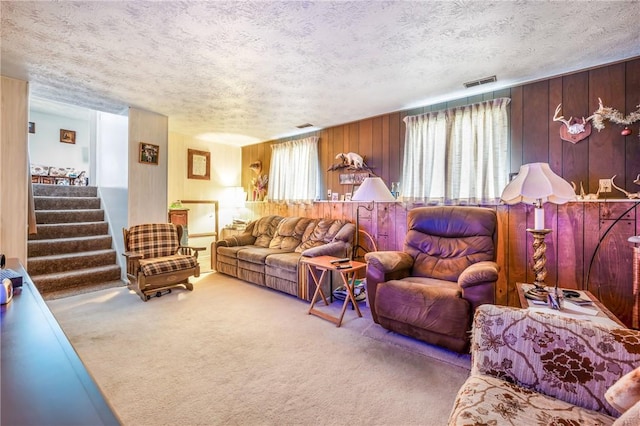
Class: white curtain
401,97,510,204
268,136,320,202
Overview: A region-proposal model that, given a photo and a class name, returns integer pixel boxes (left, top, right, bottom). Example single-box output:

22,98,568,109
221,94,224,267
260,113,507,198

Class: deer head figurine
553,104,594,144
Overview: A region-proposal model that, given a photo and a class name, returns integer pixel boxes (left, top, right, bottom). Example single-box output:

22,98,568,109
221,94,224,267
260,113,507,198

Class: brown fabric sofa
364,206,498,353
215,215,355,300
448,304,640,425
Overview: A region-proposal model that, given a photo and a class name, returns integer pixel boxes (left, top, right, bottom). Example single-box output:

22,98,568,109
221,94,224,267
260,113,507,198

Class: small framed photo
28,122,35,134
139,142,159,165
345,192,352,201
331,192,339,201
60,129,76,144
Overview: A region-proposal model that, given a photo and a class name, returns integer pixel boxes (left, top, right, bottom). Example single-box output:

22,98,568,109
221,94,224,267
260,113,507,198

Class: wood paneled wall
1,76,29,263
241,57,640,327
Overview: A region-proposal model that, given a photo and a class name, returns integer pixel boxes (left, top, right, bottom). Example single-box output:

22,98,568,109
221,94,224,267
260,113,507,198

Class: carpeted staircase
27,184,123,297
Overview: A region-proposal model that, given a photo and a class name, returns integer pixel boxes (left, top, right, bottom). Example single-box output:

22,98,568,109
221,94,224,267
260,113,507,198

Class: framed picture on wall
60,129,76,144
188,148,211,180
139,142,159,165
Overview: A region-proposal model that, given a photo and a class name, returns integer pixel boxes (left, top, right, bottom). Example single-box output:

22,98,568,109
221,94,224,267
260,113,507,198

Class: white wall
28,110,90,176
96,111,129,276
168,132,242,272
128,108,168,226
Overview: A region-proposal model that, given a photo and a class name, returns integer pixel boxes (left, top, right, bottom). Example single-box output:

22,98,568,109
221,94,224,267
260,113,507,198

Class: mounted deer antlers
553,104,594,144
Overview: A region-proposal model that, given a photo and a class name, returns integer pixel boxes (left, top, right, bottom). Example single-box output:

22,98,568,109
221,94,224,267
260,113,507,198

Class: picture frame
331,192,339,201
345,192,352,201
339,171,369,185
60,129,76,144
139,142,159,165
187,148,211,180
28,122,35,134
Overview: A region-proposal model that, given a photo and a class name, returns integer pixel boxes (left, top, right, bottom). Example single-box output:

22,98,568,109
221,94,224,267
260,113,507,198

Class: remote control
336,264,352,270
330,258,351,264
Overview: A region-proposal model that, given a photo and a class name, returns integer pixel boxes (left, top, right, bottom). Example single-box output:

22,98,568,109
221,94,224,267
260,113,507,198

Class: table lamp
351,177,396,259
500,163,576,303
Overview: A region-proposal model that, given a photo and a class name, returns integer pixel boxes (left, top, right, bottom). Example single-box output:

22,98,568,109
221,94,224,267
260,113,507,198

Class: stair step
35,209,104,224
27,249,117,275
29,222,109,240
31,265,122,293
42,280,127,301
28,235,113,257
35,196,101,210
33,184,97,197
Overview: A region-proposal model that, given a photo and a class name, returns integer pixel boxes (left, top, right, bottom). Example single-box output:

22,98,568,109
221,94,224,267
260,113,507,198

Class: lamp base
525,286,549,302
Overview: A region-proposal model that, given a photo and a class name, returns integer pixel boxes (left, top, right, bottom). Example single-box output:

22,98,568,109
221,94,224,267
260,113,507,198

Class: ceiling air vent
463,75,497,89
296,123,314,129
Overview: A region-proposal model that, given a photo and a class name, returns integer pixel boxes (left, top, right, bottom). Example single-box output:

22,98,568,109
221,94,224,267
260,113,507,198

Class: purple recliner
364,206,498,353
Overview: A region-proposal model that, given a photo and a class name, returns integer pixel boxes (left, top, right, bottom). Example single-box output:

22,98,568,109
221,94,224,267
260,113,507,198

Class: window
401,98,510,204
268,136,320,202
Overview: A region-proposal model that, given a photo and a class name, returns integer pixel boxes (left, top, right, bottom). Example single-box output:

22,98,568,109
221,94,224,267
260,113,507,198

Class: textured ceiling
2,1,639,146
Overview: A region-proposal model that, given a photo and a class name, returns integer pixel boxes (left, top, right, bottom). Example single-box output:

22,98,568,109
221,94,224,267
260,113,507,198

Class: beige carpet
47,273,470,426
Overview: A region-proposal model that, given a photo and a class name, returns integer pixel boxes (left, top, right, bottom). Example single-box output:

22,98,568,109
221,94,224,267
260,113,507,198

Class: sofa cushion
376,279,470,339
448,374,616,425
252,215,283,248
269,217,314,251
139,255,198,276
472,305,640,416
606,366,640,413
238,247,284,265
128,223,179,258
296,219,348,252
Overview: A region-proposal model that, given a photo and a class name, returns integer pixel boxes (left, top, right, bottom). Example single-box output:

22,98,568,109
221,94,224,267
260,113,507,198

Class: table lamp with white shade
350,177,396,259
500,162,576,303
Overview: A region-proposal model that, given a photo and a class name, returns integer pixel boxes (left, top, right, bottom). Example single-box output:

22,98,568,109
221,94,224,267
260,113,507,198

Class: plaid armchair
123,223,204,301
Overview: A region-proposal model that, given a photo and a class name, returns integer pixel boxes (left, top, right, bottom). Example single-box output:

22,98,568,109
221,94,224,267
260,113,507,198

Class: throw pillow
613,399,640,426
606,366,640,413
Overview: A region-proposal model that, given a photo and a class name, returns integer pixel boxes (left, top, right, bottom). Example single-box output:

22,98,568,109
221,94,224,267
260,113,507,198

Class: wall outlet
599,178,612,193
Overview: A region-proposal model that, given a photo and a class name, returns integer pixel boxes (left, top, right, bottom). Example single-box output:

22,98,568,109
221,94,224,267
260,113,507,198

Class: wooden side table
516,283,625,327
301,255,366,327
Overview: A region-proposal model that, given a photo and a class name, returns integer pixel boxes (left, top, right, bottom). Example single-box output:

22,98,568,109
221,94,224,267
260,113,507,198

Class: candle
534,207,545,230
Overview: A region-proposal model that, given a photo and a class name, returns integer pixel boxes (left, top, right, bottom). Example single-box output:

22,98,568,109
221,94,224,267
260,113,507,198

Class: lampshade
500,163,576,205
351,177,396,202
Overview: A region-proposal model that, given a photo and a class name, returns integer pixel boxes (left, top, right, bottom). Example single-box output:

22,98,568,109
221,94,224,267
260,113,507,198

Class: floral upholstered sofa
215,215,355,301
448,304,640,425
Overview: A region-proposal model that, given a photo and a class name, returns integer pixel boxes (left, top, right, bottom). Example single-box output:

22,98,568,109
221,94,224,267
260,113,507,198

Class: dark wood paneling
588,63,626,192
522,80,550,164
625,59,640,189
561,71,590,190
548,77,563,174
510,85,523,173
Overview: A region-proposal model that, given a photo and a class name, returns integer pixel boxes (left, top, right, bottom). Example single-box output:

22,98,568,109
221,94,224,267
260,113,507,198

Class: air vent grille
463,75,497,88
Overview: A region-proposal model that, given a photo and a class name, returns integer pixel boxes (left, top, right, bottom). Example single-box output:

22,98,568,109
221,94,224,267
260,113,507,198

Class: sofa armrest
301,241,350,258
471,304,640,416
364,251,414,323
216,234,256,248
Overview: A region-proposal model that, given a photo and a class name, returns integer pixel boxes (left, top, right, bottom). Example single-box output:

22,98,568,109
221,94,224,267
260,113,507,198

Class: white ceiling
2,1,639,146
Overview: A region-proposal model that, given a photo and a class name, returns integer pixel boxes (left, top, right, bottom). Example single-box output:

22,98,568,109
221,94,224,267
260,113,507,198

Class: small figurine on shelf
251,174,268,201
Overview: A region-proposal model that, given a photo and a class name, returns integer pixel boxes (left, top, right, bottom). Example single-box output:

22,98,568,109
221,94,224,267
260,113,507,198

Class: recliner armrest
458,261,499,288
122,251,144,260
364,251,414,274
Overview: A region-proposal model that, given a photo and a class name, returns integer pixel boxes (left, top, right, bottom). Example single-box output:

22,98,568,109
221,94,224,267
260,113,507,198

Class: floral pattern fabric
448,304,640,425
